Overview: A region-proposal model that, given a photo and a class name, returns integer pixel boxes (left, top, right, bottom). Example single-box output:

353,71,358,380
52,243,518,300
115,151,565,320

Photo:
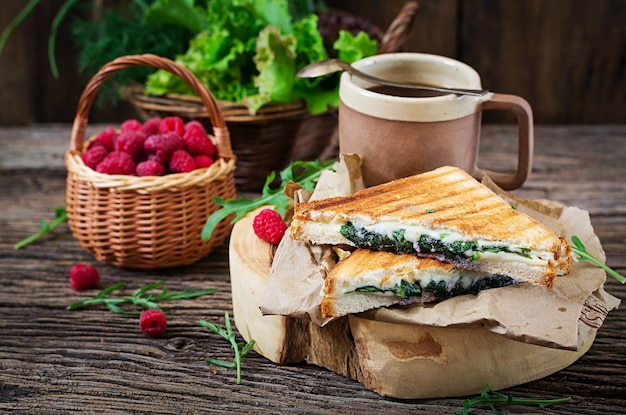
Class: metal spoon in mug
297,58,489,97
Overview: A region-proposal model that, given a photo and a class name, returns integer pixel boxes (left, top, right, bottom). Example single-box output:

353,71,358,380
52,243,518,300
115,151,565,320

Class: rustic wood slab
0,124,625,414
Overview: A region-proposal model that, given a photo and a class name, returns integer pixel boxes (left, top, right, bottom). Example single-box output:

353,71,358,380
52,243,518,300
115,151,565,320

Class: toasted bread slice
291,166,572,288
322,249,518,318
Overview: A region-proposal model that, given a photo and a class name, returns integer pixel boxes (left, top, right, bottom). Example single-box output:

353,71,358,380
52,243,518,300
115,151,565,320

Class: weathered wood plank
3,1,625,125
0,0,38,125
461,0,626,123
327,0,458,57
0,124,625,413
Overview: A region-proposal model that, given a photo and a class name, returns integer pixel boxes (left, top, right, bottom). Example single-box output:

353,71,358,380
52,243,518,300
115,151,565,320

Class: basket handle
378,1,419,54
70,54,235,160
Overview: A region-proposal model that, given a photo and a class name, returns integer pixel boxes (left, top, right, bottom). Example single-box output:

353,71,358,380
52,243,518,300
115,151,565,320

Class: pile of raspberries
81,116,217,176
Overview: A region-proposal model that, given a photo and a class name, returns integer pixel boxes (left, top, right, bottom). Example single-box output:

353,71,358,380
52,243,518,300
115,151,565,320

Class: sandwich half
291,166,572,288
321,249,518,318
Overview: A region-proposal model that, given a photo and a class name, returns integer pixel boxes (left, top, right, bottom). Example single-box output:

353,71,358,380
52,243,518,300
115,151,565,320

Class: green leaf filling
352,275,515,300
340,222,532,260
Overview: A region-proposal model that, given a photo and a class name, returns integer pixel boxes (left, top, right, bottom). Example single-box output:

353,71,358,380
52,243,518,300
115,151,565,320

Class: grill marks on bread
294,166,558,250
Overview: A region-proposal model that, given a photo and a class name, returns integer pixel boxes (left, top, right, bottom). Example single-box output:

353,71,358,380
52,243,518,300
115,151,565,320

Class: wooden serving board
229,209,595,399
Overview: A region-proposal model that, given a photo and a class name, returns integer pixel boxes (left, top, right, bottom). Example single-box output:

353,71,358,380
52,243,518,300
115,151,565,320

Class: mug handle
472,93,534,190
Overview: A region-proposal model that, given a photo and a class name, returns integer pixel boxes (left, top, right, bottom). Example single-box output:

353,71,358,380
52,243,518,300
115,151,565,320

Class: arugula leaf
14,206,67,250
201,160,334,241
571,235,626,284
199,312,256,384
461,385,571,414
67,280,219,315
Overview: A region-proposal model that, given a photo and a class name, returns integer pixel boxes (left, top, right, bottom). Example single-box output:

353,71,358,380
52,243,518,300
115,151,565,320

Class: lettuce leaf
244,26,297,113
144,0,378,115
237,0,293,33
143,0,209,34
334,30,379,63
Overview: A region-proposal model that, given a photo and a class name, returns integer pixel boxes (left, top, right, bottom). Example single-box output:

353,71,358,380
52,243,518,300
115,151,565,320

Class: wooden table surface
1,124,625,414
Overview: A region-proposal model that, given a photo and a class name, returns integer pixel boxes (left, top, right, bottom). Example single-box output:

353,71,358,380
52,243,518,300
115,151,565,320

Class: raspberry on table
193,155,214,169
252,208,287,244
139,309,167,337
114,131,147,158
96,151,136,175
169,149,196,173
136,160,165,176
120,119,143,132
69,263,100,291
81,146,109,169
159,116,185,136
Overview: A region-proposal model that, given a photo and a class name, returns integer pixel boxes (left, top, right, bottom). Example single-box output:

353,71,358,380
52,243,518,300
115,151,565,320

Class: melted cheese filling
334,267,507,297
308,219,553,266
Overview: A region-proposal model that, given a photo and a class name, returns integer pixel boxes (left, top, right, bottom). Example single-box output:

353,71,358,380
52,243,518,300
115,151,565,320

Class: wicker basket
65,54,237,269
127,90,338,190
126,2,418,191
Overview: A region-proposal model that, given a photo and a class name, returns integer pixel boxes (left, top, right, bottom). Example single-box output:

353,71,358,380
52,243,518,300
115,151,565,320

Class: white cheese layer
335,267,502,297
310,219,553,266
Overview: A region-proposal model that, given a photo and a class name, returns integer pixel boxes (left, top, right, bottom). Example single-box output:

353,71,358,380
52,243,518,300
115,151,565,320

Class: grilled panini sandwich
321,249,518,318
291,166,572,288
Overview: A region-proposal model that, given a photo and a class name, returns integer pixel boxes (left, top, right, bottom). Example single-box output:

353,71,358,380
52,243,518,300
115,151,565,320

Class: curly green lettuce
144,0,378,115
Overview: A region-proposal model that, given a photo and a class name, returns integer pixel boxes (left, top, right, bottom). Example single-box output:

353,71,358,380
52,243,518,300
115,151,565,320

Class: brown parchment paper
259,155,621,350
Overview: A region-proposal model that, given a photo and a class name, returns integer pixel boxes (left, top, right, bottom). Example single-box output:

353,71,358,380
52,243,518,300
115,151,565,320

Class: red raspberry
183,131,216,157
69,263,100,291
114,130,147,158
120,119,143,132
184,120,206,136
81,146,109,169
96,151,136,175
136,160,165,176
88,127,117,151
252,208,287,244
159,116,185,136
139,309,167,337
144,133,184,164
193,155,214,169
140,118,161,136
169,149,196,173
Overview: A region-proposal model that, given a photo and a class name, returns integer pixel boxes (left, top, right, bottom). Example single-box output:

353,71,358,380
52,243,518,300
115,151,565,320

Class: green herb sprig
14,206,67,250
201,160,334,241
571,235,626,284
67,280,219,315
0,0,41,57
461,385,571,414
1,0,78,78
199,312,255,384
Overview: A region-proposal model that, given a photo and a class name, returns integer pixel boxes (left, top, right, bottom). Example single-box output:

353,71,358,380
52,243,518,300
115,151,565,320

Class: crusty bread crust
321,249,554,318
322,250,441,318
293,166,557,249
321,293,400,319
291,166,573,280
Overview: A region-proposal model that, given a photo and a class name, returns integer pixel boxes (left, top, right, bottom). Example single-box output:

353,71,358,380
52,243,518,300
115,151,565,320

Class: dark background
1,0,624,126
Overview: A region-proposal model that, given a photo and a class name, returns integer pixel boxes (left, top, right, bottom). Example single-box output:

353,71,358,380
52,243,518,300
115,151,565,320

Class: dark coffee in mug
367,84,449,98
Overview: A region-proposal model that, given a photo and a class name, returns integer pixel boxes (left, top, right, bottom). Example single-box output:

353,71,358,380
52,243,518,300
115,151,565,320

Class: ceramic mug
338,53,533,190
